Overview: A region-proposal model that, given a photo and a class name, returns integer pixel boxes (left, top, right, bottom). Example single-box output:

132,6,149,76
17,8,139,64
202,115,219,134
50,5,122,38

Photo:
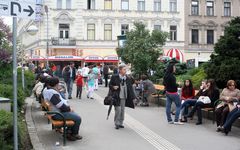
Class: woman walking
163,64,183,125
87,69,95,99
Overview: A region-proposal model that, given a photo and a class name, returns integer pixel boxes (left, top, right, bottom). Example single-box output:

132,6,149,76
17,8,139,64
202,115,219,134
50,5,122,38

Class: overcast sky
2,17,12,26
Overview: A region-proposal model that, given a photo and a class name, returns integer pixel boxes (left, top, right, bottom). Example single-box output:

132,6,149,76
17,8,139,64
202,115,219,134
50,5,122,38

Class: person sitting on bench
48,77,82,141
186,79,220,125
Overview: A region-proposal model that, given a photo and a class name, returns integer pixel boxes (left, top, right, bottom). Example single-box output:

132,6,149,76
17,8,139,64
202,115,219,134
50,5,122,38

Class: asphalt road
32,85,240,150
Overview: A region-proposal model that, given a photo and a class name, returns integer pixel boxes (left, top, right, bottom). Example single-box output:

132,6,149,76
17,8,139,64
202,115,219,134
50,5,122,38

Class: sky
2,17,12,26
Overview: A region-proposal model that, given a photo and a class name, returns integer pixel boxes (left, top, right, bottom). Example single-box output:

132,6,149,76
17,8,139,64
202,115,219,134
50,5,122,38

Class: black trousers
215,105,229,127
104,74,108,87
76,86,83,98
189,101,211,123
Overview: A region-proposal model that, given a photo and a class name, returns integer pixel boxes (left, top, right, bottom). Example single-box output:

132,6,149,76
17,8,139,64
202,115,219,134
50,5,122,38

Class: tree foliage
205,17,240,88
117,22,168,75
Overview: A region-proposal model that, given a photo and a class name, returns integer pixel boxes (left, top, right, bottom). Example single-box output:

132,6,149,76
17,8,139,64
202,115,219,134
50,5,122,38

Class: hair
70,62,74,65
39,75,47,83
227,80,237,89
118,65,126,71
93,64,97,67
48,77,59,87
141,75,148,80
207,79,217,96
163,64,175,82
182,79,194,96
202,79,208,84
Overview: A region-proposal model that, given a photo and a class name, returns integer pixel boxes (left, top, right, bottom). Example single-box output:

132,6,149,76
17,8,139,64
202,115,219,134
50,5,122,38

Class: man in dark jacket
103,64,109,87
109,65,135,129
63,62,76,99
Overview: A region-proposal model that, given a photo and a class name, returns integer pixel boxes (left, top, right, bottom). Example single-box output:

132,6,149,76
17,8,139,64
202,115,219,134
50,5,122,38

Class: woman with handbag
181,80,208,122
215,80,240,132
186,79,220,125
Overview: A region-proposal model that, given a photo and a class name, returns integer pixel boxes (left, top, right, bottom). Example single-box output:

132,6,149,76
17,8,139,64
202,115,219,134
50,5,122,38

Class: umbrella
106,95,116,120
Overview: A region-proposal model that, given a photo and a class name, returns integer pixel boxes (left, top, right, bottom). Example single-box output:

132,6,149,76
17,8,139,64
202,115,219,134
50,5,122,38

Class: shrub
0,110,13,150
191,68,207,89
0,84,26,110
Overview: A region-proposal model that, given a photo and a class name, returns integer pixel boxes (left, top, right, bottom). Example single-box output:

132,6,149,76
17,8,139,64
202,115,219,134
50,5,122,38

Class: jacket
109,74,135,108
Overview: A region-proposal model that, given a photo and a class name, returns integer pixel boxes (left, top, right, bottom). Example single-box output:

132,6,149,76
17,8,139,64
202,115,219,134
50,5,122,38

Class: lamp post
117,35,126,65
19,25,38,90
45,5,49,69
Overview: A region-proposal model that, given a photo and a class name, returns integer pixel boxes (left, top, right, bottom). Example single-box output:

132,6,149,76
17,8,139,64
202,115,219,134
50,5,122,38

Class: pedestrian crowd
31,62,240,142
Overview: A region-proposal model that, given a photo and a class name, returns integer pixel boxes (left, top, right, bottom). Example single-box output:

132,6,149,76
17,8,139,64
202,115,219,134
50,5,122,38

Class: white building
18,0,185,69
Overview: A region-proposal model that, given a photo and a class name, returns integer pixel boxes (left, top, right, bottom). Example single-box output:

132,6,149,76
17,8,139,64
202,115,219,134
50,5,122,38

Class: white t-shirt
82,67,90,77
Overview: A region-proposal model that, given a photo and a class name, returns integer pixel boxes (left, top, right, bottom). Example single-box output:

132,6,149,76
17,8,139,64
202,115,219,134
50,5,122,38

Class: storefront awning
82,48,119,62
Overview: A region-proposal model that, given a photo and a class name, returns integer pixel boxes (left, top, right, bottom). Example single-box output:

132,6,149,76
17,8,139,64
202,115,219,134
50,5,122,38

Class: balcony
51,37,76,46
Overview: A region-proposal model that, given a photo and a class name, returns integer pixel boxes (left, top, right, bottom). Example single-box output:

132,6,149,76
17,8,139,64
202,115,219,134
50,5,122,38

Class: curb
25,97,45,150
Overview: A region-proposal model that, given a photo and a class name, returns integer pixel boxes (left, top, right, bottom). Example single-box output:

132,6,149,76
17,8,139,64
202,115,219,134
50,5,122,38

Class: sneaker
168,121,174,124
174,122,184,125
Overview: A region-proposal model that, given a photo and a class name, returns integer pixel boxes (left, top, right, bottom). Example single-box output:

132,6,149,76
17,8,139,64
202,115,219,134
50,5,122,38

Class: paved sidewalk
30,84,240,150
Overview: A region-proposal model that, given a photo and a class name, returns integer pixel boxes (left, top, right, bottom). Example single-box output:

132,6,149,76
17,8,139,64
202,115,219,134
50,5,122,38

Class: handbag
197,96,211,104
104,90,113,105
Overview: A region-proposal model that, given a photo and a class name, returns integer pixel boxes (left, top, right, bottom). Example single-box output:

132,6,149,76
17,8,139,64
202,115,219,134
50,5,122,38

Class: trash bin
0,97,11,112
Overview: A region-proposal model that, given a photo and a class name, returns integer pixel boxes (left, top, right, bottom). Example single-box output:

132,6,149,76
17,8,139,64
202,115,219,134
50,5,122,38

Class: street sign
0,0,36,19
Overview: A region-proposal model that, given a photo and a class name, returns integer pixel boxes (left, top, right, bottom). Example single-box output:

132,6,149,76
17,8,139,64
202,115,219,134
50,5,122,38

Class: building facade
18,0,185,68
184,0,240,67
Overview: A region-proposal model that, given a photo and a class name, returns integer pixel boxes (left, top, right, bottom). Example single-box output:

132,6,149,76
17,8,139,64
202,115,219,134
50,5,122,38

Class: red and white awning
84,55,103,62
166,48,184,62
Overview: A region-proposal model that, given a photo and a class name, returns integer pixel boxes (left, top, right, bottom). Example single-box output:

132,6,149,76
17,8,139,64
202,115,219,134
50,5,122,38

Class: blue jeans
66,79,73,97
181,99,197,117
166,93,181,122
52,112,82,135
223,107,240,132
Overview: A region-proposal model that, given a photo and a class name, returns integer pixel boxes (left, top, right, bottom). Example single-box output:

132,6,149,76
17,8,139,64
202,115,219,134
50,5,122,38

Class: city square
0,0,240,150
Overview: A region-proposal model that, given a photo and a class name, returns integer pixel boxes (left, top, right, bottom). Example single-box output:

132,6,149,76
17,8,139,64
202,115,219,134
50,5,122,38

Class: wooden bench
152,84,165,106
41,100,75,146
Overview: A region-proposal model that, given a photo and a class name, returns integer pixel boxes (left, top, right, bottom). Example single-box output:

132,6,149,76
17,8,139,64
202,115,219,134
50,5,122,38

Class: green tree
117,22,168,75
205,17,240,88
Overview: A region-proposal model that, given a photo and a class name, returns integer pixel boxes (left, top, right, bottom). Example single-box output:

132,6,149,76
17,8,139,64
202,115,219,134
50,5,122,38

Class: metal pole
21,47,25,90
46,6,49,69
13,17,18,150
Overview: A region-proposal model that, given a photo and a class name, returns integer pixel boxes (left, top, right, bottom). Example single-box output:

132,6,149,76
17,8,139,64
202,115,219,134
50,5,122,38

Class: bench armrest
46,111,66,125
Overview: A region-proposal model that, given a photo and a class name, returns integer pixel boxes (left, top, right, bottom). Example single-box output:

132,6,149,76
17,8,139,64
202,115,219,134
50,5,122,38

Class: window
206,1,214,16
121,0,129,10
104,0,112,10
154,0,161,12
87,24,95,40
66,0,71,9
57,0,62,9
170,0,177,12
138,0,145,11
104,24,112,40
87,0,96,9
121,24,129,35
224,2,231,16
192,29,199,44
154,25,161,31
191,0,199,15
59,24,70,39
170,25,177,41
207,30,214,44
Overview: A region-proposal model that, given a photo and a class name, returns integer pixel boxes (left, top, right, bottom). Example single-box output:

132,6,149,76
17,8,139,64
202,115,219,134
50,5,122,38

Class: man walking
103,64,109,87
63,62,76,99
109,65,135,129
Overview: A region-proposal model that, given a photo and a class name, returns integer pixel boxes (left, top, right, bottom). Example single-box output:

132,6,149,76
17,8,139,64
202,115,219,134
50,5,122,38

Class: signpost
0,0,36,149
0,0,36,19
